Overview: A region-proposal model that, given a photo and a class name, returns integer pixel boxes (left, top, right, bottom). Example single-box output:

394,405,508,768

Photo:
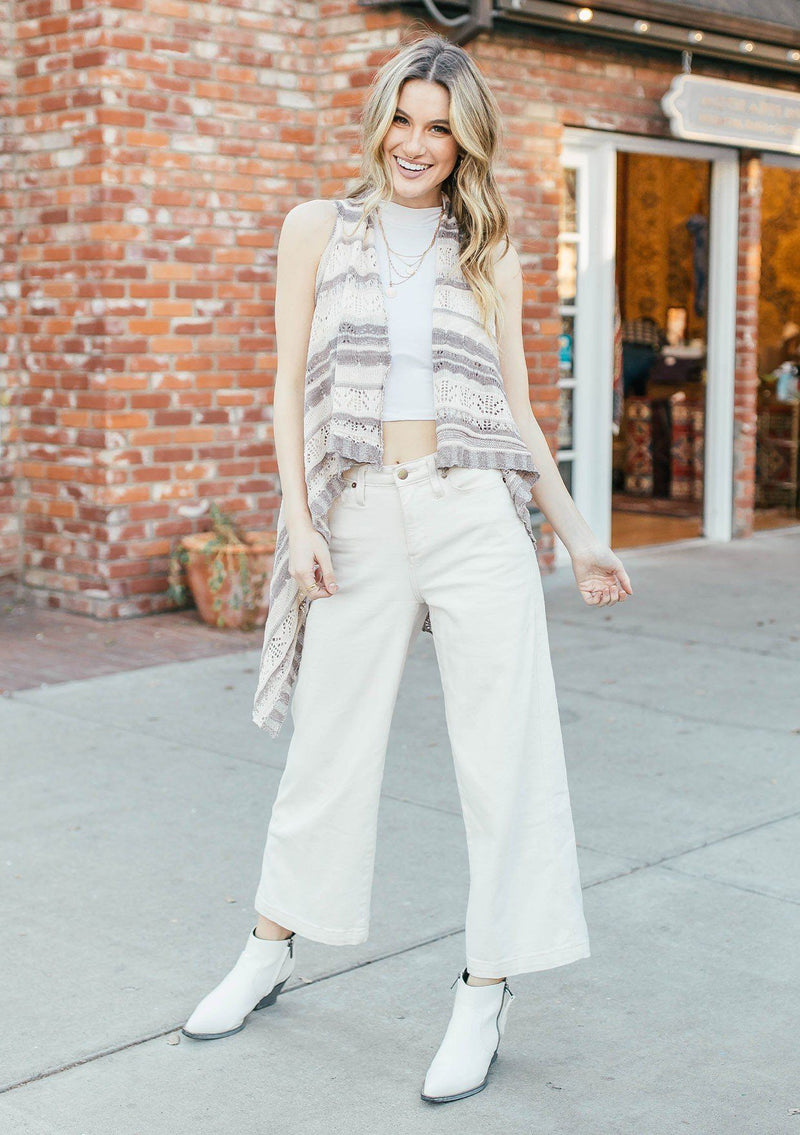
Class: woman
182,33,633,1103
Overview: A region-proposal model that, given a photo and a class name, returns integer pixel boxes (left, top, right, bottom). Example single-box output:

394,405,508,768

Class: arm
272,199,339,599
493,241,633,607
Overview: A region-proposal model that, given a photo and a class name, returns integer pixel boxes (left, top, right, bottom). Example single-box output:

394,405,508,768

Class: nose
404,129,427,157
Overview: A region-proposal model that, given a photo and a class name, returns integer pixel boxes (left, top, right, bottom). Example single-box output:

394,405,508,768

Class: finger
316,548,338,595
298,570,320,598
616,566,633,595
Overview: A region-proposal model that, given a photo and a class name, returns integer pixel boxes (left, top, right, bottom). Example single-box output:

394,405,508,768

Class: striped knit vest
252,193,541,737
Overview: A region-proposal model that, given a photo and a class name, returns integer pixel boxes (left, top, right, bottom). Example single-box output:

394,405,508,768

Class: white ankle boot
182,929,295,1040
420,968,515,1103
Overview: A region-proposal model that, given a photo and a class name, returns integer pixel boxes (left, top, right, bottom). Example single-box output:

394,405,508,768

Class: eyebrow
395,106,450,126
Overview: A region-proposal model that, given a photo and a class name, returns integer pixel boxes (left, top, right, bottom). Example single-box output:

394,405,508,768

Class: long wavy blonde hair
345,33,511,341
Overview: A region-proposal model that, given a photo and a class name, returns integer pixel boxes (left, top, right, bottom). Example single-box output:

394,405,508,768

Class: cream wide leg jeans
254,451,590,979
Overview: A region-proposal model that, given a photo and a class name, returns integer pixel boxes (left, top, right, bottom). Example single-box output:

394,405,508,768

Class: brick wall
3,2,792,613
4,0,319,616
0,0,20,597
733,153,762,537
3,0,117,612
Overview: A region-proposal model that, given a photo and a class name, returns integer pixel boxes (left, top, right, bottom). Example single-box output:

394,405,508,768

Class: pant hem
254,899,369,946
466,938,591,980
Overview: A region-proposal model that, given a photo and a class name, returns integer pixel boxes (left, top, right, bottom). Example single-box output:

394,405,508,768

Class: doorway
557,131,739,566
612,151,710,549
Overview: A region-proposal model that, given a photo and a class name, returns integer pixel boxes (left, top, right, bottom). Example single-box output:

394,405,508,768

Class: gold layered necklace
375,203,446,299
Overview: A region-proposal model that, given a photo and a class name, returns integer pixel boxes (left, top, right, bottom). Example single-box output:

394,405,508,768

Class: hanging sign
662,74,800,154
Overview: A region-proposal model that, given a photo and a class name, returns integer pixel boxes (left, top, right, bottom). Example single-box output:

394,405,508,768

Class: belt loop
426,452,445,499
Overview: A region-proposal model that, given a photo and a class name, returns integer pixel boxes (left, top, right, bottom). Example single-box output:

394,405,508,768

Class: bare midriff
381,419,437,465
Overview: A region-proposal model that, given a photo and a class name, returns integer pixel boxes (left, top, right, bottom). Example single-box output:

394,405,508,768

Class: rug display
756,401,800,508
623,391,705,501
669,390,705,502
623,397,653,495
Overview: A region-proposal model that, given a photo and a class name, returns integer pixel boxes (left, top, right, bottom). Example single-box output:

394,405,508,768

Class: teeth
396,157,429,172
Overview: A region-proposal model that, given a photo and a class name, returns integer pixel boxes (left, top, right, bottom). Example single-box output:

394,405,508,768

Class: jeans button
396,468,408,479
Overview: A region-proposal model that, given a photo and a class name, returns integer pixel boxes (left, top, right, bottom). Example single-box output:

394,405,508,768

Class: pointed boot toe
420,968,515,1103
182,929,295,1040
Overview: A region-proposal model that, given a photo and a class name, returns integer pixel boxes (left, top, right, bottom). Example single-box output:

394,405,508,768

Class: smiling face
381,78,460,208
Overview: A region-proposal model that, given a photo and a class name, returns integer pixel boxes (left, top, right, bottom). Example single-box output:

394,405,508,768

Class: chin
390,175,446,196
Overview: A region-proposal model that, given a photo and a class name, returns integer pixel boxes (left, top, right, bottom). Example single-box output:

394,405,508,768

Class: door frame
556,128,740,565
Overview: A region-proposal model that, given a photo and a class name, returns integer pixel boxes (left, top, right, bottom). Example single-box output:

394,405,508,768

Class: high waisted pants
254,452,590,979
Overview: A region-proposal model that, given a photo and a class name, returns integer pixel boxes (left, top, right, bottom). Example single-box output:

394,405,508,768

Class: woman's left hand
571,543,633,607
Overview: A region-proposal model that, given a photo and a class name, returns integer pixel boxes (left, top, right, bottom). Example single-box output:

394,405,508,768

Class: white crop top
373,199,442,421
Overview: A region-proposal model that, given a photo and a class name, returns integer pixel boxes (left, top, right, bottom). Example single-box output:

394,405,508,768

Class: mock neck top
374,200,444,421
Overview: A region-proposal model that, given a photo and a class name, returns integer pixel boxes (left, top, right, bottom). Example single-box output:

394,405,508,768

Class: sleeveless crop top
373,199,442,421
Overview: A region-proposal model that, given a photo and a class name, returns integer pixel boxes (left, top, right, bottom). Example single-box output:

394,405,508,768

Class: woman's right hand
288,522,338,601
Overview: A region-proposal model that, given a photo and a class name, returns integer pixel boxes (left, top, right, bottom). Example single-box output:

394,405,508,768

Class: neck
389,190,444,210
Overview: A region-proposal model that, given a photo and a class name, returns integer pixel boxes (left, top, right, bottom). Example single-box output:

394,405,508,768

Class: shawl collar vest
253,193,541,737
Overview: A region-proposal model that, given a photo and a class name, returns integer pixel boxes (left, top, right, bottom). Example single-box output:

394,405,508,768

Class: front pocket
334,467,367,509
333,484,361,512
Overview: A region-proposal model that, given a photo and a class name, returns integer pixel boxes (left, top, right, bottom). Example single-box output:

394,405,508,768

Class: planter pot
181,530,277,630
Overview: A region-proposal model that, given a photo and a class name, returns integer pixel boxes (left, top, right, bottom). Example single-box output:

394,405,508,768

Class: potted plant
169,502,276,631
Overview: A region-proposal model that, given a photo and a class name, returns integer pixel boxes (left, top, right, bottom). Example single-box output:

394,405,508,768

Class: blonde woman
183,33,633,1103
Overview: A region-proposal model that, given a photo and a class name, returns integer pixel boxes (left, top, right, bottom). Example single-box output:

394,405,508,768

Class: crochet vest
252,193,541,737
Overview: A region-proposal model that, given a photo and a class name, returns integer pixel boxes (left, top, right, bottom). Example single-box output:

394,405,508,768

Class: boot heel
254,977,288,1010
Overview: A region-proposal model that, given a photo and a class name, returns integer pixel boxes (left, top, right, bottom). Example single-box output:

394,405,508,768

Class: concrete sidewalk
1,529,798,1134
